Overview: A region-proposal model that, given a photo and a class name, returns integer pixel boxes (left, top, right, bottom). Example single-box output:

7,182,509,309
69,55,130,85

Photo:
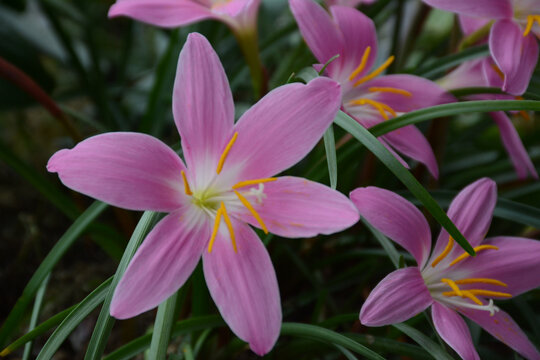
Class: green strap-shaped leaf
393,323,454,360
36,278,112,360
0,201,108,349
281,323,384,360
22,274,50,360
370,100,540,138
324,124,338,189
334,110,474,255
361,219,400,269
148,292,180,360
84,211,160,360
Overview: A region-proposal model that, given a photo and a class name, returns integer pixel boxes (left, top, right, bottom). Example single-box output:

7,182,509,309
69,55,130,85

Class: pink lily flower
324,0,376,7
351,178,540,360
290,0,454,178
47,33,359,355
108,0,260,34
423,0,540,96
437,58,538,179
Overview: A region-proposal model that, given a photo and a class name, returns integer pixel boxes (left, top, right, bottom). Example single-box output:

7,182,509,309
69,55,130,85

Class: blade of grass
361,219,400,268
84,211,160,360
412,44,489,78
323,124,337,189
0,201,108,349
334,111,473,255
36,278,113,360
148,291,180,360
393,323,454,360
280,323,384,360
22,274,50,360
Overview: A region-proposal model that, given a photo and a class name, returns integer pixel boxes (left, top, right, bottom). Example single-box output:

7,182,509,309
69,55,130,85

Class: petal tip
46,149,69,173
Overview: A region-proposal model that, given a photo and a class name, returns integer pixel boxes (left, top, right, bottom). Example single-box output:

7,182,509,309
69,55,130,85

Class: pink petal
459,15,491,37
47,132,186,212
430,178,496,264
110,207,209,319
489,20,539,95
330,5,378,81
437,59,488,90
224,77,341,180
382,125,439,178
108,0,215,28
350,187,432,268
233,176,359,238
173,33,235,188
289,0,345,77
360,267,433,326
432,302,480,360
203,220,281,355
460,308,540,360
490,111,538,179
456,236,540,297
359,74,454,113
422,0,513,18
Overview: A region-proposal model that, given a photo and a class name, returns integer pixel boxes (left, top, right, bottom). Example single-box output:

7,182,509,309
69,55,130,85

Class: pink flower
108,0,260,34
290,0,454,178
351,179,540,360
47,33,359,355
437,58,538,180
423,0,540,95
324,0,376,7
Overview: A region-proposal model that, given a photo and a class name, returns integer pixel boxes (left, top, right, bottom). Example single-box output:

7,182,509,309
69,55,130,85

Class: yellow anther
368,87,412,97
232,177,277,189
234,190,268,234
208,207,223,253
449,245,499,267
431,236,454,267
216,132,238,174
349,98,397,120
490,63,505,81
466,289,512,298
354,55,395,87
220,202,237,252
461,291,484,305
523,15,540,37
181,170,193,196
441,278,463,297
348,46,372,81
454,278,508,287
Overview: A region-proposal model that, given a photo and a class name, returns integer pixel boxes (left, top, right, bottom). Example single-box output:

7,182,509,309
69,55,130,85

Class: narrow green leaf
103,316,225,360
393,323,454,360
361,219,400,268
148,292,180,360
323,125,338,189
345,333,432,360
84,211,160,360
335,344,358,360
334,111,474,255
280,323,384,360
370,100,540,138
22,274,50,360
0,201,108,348
36,278,112,360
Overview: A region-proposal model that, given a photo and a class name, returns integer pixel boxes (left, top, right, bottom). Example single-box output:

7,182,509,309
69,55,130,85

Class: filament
348,46,372,81
234,190,269,234
216,132,238,174
354,55,395,87
431,236,454,267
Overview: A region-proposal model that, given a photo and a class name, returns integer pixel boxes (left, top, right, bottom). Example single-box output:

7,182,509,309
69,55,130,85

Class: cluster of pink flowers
47,0,540,358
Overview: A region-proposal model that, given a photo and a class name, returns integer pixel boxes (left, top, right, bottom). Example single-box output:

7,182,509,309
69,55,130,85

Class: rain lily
423,0,540,95
47,33,359,355
290,0,454,178
351,178,540,360
437,58,538,179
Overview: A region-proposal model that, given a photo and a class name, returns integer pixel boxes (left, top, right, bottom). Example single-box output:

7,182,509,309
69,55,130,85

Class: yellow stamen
354,55,395,87
523,15,540,37
220,202,237,252
431,236,454,267
454,278,508,287
232,177,277,189
216,132,238,174
466,289,512,298
490,63,505,81
449,245,499,267
368,87,412,97
234,190,268,234
441,278,463,297
349,98,397,120
348,46,372,81
208,207,223,253
461,290,484,305
181,170,193,196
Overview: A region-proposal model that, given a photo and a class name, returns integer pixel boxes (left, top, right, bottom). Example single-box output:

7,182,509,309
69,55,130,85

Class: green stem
234,29,266,99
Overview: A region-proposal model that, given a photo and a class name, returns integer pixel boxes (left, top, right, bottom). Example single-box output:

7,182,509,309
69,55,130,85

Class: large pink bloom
290,0,453,178
47,33,359,355
108,0,260,33
351,179,540,360
437,58,538,180
423,0,540,96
